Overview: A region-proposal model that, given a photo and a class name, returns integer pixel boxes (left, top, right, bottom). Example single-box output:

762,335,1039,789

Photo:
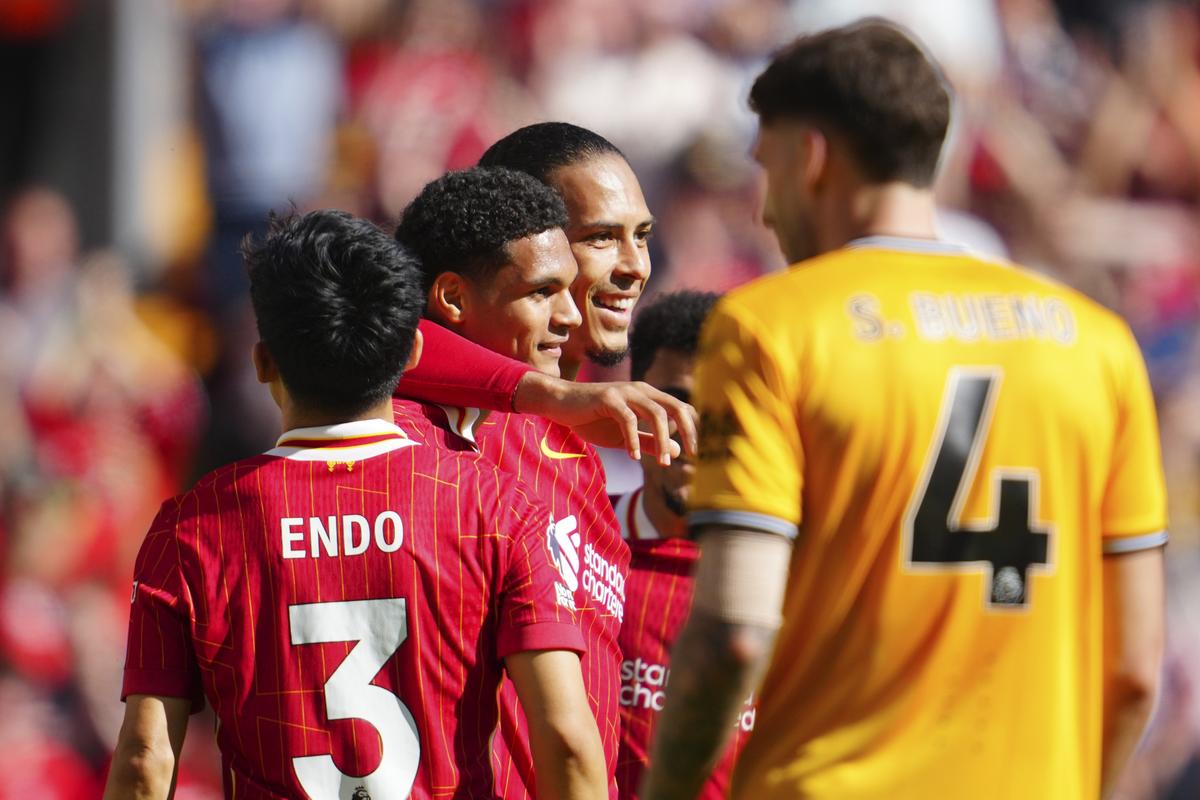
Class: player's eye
587,231,615,244
636,228,653,246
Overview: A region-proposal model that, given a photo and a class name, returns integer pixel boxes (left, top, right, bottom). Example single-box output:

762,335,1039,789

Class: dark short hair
395,166,569,291
749,18,951,187
244,210,424,417
478,122,625,185
629,290,722,381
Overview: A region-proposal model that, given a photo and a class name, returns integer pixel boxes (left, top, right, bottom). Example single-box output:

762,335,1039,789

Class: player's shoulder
151,454,275,532
979,256,1140,349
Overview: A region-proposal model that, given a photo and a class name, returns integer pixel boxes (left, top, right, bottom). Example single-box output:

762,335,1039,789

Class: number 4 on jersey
903,368,1050,609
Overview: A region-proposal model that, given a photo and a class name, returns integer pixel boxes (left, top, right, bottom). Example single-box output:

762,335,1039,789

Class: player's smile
590,292,638,325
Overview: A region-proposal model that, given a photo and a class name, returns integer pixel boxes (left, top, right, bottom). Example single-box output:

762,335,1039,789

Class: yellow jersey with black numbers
688,238,1167,800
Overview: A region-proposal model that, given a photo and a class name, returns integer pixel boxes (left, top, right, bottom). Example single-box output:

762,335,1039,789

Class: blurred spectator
193,0,340,317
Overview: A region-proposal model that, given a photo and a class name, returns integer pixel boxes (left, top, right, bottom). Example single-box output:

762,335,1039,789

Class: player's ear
800,125,828,188
428,272,468,327
251,341,278,384
403,328,424,373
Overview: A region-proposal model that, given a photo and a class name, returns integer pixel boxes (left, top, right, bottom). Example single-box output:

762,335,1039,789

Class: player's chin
530,350,562,377
583,332,630,368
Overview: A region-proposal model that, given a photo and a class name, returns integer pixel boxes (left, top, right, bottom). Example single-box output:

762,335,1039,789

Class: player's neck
832,182,939,251
559,356,582,382
280,398,397,433
642,486,688,540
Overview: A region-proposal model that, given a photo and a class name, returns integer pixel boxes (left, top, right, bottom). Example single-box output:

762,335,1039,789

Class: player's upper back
695,238,1160,549
139,420,569,798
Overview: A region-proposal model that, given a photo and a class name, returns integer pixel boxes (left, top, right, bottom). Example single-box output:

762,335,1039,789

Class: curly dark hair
395,167,569,291
478,122,625,185
629,290,722,381
750,18,951,187
243,209,424,417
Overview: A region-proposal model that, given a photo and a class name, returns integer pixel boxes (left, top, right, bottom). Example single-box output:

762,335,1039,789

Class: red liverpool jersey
613,489,753,800
477,413,629,799
121,419,582,800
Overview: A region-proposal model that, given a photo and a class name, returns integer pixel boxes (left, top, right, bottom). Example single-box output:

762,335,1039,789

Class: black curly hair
629,290,722,382
478,122,625,185
395,167,569,291
243,209,424,417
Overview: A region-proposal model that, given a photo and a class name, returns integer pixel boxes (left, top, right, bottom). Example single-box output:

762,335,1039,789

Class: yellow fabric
689,243,1168,800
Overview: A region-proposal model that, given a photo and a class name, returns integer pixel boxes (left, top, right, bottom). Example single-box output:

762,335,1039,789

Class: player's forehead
549,154,652,229
496,228,578,287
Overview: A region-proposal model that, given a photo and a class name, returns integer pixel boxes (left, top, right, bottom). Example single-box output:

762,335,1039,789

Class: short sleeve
1100,329,1168,554
495,494,586,659
121,506,205,712
687,299,804,539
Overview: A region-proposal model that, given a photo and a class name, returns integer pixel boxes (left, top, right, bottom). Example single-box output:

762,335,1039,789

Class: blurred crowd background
3,0,1200,796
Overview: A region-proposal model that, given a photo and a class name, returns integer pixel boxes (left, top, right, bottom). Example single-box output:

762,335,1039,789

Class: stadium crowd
3,0,1200,796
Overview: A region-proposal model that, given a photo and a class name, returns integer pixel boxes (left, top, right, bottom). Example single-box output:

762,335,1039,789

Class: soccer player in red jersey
104,210,608,800
394,166,633,799
611,292,754,800
391,122,689,465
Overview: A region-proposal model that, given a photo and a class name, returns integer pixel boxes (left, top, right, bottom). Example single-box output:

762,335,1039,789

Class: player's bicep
689,302,802,536
1102,547,1164,694
1101,333,1167,550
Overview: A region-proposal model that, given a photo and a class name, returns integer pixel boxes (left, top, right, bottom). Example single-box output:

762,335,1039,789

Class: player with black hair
479,122,654,373
478,121,625,186
396,167,579,378
245,209,424,416
105,210,607,800
392,166,633,799
610,291,754,800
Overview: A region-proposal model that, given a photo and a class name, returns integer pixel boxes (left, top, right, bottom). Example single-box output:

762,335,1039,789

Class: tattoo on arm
640,610,777,800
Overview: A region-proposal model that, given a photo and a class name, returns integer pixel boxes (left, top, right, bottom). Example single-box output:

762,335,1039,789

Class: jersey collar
847,235,967,255
267,419,418,461
626,488,661,541
437,405,482,447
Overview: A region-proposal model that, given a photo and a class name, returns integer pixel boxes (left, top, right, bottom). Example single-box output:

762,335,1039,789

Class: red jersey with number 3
612,489,753,800
121,419,583,800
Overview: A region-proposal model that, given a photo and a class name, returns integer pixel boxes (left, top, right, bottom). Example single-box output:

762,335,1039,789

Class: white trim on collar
266,418,417,461
847,235,968,255
439,405,482,446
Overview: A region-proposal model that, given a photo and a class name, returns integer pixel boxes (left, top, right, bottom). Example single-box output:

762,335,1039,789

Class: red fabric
396,319,533,411
477,413,630,799
611,492,752,800
121,430,580,799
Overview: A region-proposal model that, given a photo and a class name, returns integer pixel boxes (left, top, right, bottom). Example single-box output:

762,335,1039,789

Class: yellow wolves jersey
689,237,1167,800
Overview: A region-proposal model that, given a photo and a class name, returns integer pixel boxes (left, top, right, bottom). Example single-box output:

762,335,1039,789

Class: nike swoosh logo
540,432,586,460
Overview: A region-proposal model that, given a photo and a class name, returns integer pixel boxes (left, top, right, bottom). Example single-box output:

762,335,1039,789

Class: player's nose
553,290,582,330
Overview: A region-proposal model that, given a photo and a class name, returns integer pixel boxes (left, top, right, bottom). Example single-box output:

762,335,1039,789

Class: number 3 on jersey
903,368,1050,609
289,598,420,799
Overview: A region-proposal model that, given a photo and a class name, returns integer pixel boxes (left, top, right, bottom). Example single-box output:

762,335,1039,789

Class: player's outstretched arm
103,694,190,800
506,649,608,800
641,528,790,800
1101,546,1165,798
514,371,697,466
